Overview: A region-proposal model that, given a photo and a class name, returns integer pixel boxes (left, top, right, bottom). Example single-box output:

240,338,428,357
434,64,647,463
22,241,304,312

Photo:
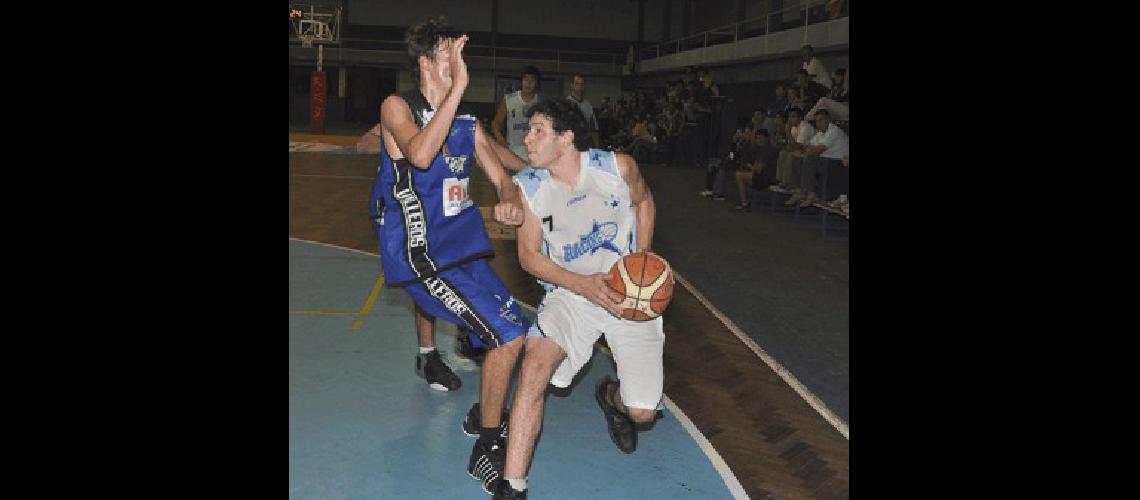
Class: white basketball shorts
528,287,665,410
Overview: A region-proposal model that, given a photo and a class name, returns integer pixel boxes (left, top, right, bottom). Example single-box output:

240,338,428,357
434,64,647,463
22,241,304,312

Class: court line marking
289,237,378,258
662,395,749,500
290,238,383,329
514,280,847,440
583,330,747,499
672,271,849,440
352,274,386,330
288,238,771,494
511,300,748,497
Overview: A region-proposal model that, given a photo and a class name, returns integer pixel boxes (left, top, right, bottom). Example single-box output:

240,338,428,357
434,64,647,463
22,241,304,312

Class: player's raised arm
382,35,470,169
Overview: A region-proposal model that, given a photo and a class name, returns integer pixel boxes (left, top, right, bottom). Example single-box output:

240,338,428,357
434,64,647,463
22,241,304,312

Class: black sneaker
492,479,528,499
416,349,462,391
594,377,637,453
467,437,507,494
455,331,487,363
462,402,510,439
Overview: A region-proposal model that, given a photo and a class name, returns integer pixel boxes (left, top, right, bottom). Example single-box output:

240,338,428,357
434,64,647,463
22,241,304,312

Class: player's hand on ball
578,273,624,318
493,201,524,226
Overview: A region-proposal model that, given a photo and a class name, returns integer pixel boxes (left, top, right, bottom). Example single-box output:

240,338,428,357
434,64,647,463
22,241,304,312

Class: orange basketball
606,251,675,321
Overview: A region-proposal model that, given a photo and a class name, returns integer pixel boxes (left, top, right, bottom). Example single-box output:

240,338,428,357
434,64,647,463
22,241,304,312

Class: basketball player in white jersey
489,97,661,499
491,66,541,171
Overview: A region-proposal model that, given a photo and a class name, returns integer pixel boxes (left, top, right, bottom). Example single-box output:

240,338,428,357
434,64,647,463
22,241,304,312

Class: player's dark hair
525,97,589,151
405,16,462,84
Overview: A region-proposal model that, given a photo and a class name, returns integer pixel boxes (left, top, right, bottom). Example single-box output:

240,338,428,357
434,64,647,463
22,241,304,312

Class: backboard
289,2,342,47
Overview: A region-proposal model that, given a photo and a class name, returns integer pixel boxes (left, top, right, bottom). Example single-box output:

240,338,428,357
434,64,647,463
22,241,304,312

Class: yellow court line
352,274,385,330
289,310,357,316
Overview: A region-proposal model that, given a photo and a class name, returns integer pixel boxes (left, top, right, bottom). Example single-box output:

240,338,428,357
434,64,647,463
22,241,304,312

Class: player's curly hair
405,16,462,84
525,97,589,151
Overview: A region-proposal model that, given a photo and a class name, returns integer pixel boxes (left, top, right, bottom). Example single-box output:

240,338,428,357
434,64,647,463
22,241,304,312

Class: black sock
478,426,500,444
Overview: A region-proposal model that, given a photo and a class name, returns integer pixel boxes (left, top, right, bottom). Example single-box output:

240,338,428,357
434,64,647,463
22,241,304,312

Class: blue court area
289,239,738,499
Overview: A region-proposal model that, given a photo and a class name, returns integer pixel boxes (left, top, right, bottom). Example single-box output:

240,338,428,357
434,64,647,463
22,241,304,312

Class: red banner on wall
310,71,327,134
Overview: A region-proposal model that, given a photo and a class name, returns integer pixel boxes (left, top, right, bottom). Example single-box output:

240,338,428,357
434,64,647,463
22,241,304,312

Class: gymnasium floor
289,132,850,499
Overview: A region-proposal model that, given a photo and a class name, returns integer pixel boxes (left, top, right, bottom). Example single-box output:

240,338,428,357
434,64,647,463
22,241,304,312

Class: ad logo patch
443,177,473,216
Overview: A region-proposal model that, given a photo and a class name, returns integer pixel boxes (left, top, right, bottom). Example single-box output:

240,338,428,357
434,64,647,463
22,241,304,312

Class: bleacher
598,59,849,242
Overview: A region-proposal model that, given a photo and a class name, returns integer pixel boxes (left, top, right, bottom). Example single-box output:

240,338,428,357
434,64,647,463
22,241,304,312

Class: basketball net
300,32,316,48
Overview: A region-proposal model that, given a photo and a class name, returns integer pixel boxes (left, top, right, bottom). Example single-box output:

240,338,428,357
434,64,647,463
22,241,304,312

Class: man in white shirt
801,45,832,90
776,107,816,193
567,73,600,148
791,109,849,207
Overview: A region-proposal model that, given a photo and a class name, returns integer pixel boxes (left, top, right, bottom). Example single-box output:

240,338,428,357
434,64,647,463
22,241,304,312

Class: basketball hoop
290,3,342,47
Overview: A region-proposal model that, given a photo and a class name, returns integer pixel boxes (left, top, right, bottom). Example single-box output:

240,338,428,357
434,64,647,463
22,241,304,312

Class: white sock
418,347,435,354
506,478,527,491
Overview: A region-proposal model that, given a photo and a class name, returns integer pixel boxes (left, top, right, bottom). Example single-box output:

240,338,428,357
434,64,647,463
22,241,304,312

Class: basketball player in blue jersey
490,98,662,499
366,16,531,494
491,66,542,171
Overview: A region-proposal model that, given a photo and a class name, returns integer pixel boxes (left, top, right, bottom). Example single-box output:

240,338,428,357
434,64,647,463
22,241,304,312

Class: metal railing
641,0,848,62
288,36,627,73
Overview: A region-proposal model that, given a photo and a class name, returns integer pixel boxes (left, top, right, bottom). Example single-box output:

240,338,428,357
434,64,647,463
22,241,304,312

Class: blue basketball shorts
401,258,530,350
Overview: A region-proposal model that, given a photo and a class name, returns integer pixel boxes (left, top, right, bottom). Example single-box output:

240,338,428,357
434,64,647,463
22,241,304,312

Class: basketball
606,252,675,321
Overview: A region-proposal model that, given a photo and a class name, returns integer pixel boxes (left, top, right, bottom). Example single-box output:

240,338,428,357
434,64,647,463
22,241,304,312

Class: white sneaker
698,190,713,197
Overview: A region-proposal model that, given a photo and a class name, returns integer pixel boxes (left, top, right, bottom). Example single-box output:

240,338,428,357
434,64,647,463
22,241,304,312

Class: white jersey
504,90,538,160
514,149,638,285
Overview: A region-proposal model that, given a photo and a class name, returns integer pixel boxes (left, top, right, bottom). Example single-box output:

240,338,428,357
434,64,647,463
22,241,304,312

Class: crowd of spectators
594,45,849,217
